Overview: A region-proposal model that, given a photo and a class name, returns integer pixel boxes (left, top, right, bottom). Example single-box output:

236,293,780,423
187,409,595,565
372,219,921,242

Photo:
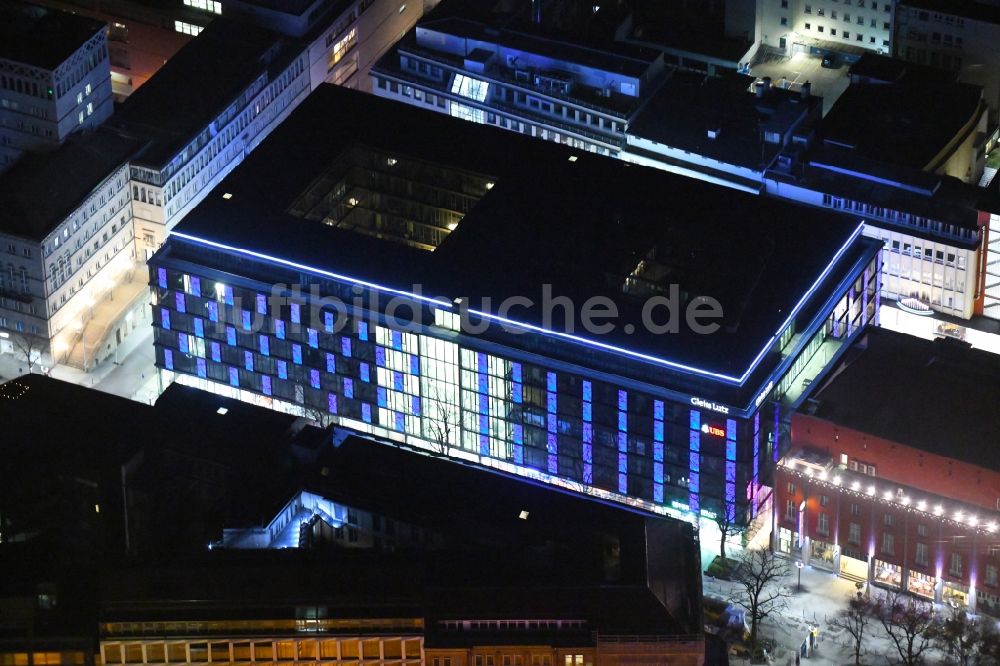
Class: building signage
754,380,775,409
700,423,726,438
690,397,730,414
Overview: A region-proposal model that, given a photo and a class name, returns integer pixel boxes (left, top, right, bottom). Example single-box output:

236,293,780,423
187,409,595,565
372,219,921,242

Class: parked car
821,53,837,68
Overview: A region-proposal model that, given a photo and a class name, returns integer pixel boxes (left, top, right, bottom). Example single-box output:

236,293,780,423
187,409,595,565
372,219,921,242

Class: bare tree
730,548,791,655
713,506,743,561
9,332,45,374
879,591,938,666
935,608,984,666
830,593,871,665
423,385,457,456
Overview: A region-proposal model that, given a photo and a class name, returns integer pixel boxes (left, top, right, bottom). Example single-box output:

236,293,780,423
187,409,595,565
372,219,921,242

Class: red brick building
773,328,1000,614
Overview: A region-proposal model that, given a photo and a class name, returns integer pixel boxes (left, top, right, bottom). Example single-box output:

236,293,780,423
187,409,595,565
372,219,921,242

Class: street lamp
796,561,804,592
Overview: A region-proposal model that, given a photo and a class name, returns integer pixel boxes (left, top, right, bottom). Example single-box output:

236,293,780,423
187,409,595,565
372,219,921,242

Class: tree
713,506,743,560
935,608,984,666
9,332,45,374
729,548,791,655
423,384,458,456
830,593,871,665
879,591,938,666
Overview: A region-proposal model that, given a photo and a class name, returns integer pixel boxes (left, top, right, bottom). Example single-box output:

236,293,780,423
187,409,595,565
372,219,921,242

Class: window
950,552,963,577
820,495,829,507
850,503,862,516
884,513,895,527
915,542,929,566
785,499,797,522
174,20,204,35
787,482,796,495
818,512,829,535
848,522,861,545
988,564,999,587
805,22,811,29
917,524,928,537
805,4,812,12
781,16,788,25
882,532,894,555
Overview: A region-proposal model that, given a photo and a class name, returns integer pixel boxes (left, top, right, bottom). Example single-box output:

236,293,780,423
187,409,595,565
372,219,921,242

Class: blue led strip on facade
172,224,864,387
582,380,593,484
546,371,558,474
725,418,737,522
688,409,700,513
478,353,490,458
653,399,664,504
617,389,628,495
752,411,760,518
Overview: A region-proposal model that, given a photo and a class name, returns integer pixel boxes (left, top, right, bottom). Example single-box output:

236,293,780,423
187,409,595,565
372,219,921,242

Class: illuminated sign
701,423,726,438
754,380,774,409
690,397,730,414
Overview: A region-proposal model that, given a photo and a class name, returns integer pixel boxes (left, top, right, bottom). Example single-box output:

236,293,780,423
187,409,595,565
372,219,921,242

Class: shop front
907,571,936,600
943,581,970,609
840,549,869,583
810,540,837,571
873,560,903,589
778,527,797,556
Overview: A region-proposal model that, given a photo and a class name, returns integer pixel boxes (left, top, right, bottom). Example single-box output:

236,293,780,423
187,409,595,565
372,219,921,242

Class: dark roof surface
0,129,141,240
899,0,1000,24
626,0,752,62
110,18,284,167
168,84,878,400
0,0,106,70
811,328,1000,471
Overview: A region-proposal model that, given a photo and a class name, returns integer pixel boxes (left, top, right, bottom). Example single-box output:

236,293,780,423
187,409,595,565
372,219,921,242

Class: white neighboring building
759,0,896,56
0,1,113,172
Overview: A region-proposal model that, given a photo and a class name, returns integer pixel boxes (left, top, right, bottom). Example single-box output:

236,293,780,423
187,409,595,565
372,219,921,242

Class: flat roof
899,0,1000,25
166,84,879,402
625,0,752,63
0,129,142,240
628,70,820,170
110,18,285,168
810,328,1000,471
821,68,984,171
0,0,106,70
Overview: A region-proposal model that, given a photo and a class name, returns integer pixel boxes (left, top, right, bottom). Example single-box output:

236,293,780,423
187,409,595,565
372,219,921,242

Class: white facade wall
760,0,895,56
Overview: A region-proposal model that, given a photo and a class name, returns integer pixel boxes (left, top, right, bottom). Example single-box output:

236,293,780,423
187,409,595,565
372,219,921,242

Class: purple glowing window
277,360,287,379
259,335,269,356
210,342,221,362
326,353,336,373
157,267,167,289
411,396,421,416
160,308,171,330
546,372,557,392
362,403,371,423
244,351,253,372
194,318,204,338
726,418,737,441
207,301,218,323
178,333,189,354
324,311,335,333
377,387,387,407
358,321,368,341
229,366,239,387
292,344,302,364
310,369,320,389
241,310,251,331
226,326,236,347
395,412,405,432
654,421,664,442
196,358,206,378
582,380,592,402
654,400,664,421
341,337,352,357
618,390,627,411
307,328,318,349
190,276,201,297
262,375,272,395
360,362,370,383
290,303,301,324
512,363,522,383
392,331,402,350
394,371,404,391
410,355,419,375
343,378,354,398
617,412,627,432
328,393,338,414
224,286,233,306
256,293,267,315
513,383,522,403
275,320,285,339
175,292,186,314
375,347,385,366
164,348,174,370
689,410,700,431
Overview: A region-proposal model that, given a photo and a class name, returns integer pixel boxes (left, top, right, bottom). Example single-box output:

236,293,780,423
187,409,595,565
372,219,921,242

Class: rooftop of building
820,55,984,170
898,0,1000,25
110,17,287,168
0,129,141,241
807,327,1000,472
0,0,106,70
622,0,753,64
628,70,820,170
164,84,878,403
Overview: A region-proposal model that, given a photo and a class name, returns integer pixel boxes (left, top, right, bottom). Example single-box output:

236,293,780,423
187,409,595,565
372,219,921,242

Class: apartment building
759,0,895,56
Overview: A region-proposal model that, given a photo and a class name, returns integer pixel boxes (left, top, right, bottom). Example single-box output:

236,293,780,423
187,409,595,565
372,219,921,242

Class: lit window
451,74,490,102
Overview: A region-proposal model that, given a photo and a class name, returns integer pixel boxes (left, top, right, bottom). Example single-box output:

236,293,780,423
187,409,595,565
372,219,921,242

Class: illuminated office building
148,85,882,539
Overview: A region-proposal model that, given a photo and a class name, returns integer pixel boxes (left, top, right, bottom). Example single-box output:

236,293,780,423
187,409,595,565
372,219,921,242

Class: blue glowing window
548,454,558,474
617,432,627,452
689,451,700,472
358,321,368,341
229,367,239,387
210,342,221,362
617,412,627,432
224,286,233,306
388,331,401,350
164,349,173,370
726,419,737,441
690,473,700,494
207,301,218,323
654,461,663,483
362,403,371,423
244,351,253,372
326,353,336,373
375,347,385,366
324,311,334,333
292,344,302,364
259,335,269,356
513,383,522,403
689,410,700,431
546,372,557,392
618,473,627,494
547,413,556,433
654,421,664,442
341,337,352,357
394,371,404,391
513,424,523,444
583,402,592,421
290,303,301,324
726,460,737,483
688,490,700,512
411,396,421,415
194,318,204,338
583,463,593,484
582,442,593,463
479,414,488,435
582,380,592,402
226,326,236,346
157,267,167,289
178,333,189,354
344,378,354,398
618,390,627,411
726,440,737,462
618,453,627,473
409,355,419,375
396,413,405,432
653,442,664,463
277,360,288,379
583,422,593,443
175,291,186,313
196,358,206,378
480,435,490,457
190,276,201,297
726,482,736,504
546,433,557,454
654,484,664,503
328,393,338,414
478,373,488,394
377,387,387,408
689,430,700,451
654,400,664,421
256,294,267,314
512,363,522,383
160,308,171,330
360,362,370,382
310,369,320,389
275,320,285,339
308,328,318,349
241,310,251,331
262,375,272,395
546,393,557,414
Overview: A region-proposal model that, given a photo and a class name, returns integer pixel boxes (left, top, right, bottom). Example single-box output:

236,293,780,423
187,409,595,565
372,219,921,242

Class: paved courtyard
750,52,851,116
